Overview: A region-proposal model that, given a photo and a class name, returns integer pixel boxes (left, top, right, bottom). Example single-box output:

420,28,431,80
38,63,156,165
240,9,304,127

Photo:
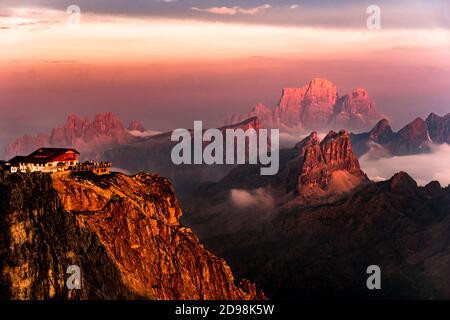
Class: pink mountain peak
4,112,133,160
226,78,383,132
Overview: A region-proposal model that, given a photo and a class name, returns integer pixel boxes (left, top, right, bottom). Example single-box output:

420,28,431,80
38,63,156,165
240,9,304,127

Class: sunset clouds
1,6,448,64
1,1,449,65
360,144,450,186
1,0,448,28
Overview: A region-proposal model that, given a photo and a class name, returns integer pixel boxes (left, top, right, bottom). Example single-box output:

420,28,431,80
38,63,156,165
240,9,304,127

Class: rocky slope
331,88,381,131
225,78,383,132
225,103,274,128
0,172,262,300
102,117,262,197
293,130,367,198
183,129,368,240
127,120,146,133
182,129,450,299
4,113,141,160
427,112,450,144
351,112,450,157
201,172,450,299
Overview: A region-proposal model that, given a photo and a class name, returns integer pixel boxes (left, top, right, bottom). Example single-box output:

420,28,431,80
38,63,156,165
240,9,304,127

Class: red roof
9,148,80,164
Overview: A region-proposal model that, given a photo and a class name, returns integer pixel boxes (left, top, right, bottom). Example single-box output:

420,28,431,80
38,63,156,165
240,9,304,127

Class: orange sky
0,4,449,151
1,7,449,65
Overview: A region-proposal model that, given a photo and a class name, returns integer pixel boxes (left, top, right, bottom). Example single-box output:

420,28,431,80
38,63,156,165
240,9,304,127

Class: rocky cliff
184,157,450,300
183,129,368,241
280,129,368,202
331,88,381,131
297,78,338,130
4,113,142,160
225,78,383,132
201,172,450,299
225,104,274,129
127,120,146,133
426,112,450,144
180,122,450,299
351,112,450,157
0,172,262,300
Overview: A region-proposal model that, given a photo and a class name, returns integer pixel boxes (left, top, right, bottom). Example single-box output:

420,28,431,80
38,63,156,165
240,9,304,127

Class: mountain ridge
4,113,144,160
351,112,450,157
225,78,384,132
197,171,450,299
182,134,450,299
183,128,369,240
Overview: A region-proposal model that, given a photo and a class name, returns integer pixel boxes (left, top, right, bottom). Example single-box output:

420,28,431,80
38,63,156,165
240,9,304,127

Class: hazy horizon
1,0,449,152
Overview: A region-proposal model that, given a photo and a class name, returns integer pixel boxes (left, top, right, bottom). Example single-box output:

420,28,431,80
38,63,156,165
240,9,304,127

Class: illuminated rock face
184,136,450,300
4,113,137,160
331,88,381,132
426,112,450,144
296,78,338,130
0,172,262,300
127,120,146,132
225,103,274,128
291,129,367,197
351,113,450,157
226,78,383,132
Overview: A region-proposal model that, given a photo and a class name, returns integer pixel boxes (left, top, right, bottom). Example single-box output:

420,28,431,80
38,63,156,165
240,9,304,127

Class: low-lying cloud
279,130,328,149
230,188,275,209
360,143,450,187
128,129,161,138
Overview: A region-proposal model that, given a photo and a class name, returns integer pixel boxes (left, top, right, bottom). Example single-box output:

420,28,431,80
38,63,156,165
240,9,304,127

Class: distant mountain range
351,112,450,157
3,102,450,300
3,113,264,194
5,109,450,194
101,117,261,196
4,113,149,160
225,78,384,132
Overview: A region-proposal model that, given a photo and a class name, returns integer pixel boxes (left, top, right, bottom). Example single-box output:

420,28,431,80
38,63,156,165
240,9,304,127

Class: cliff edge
0,172,262,300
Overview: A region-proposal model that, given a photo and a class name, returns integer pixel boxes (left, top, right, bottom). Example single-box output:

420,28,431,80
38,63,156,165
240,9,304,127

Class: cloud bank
279,130,329,149
128,130,161,138
360,143,450,186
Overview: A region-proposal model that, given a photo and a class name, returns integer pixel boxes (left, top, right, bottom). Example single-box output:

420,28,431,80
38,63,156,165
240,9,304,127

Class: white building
8,148,80,173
